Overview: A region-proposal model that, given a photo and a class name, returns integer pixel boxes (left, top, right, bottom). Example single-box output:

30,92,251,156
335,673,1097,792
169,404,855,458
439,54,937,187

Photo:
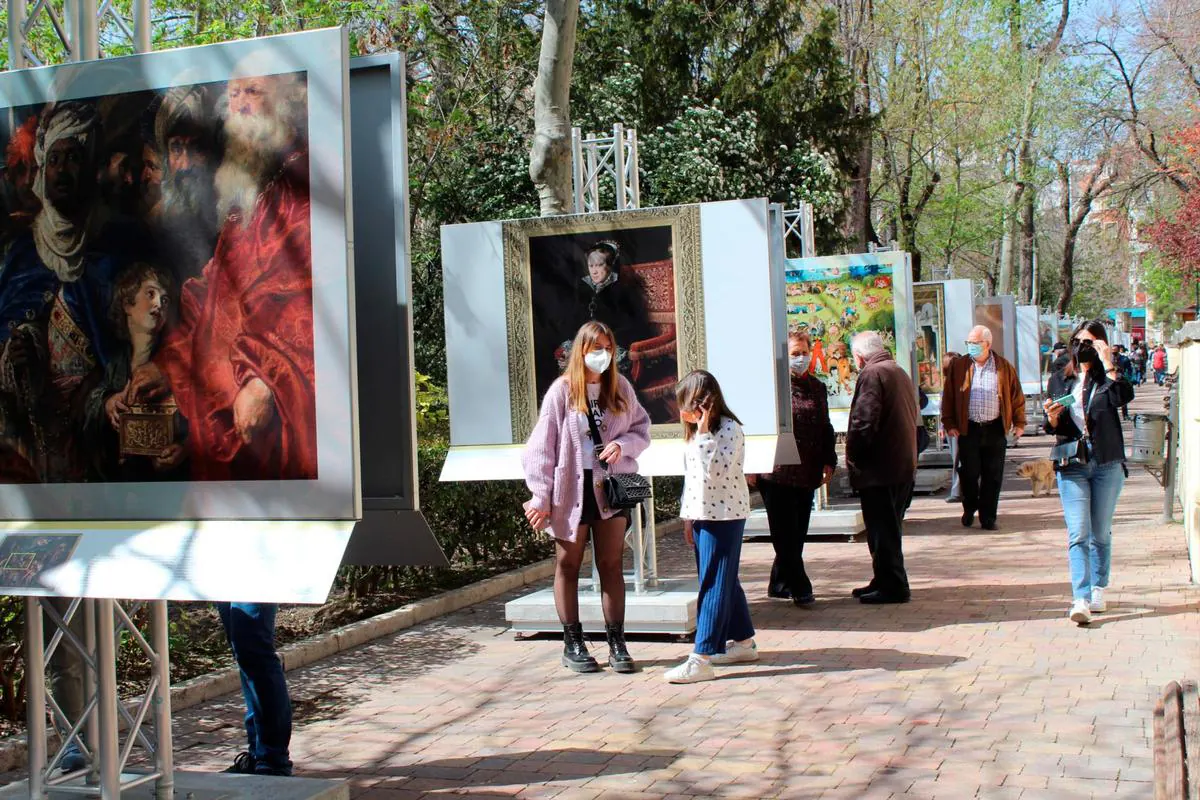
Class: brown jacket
846,351,920,489
941,352,1025,435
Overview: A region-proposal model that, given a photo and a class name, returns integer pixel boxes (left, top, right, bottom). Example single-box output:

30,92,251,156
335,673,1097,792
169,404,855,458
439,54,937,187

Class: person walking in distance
665,370,757,683
522,321,651,673
1043,320,1133,625
750,331,836,606
1152,345,1167,385
846,332,919,604
942,351,962,505
941,325,1026,531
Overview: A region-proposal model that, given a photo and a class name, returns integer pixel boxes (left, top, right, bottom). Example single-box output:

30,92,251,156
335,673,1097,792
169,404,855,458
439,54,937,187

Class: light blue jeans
1056,461,1125,601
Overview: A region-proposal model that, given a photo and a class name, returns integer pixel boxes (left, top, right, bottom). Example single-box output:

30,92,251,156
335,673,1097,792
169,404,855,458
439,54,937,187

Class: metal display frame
6,2,173,796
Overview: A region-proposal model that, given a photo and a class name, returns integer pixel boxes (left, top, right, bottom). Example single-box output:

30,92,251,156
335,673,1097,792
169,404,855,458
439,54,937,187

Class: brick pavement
5,385,1197,798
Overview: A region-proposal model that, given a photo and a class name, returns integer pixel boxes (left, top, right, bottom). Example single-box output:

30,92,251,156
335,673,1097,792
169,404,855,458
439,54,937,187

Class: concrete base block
914,468,952,494
743,507,864,540
0,770,348,799
505,579,698,635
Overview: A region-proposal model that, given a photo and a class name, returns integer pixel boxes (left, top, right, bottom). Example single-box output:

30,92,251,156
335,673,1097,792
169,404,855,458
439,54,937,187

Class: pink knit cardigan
522,376,651,542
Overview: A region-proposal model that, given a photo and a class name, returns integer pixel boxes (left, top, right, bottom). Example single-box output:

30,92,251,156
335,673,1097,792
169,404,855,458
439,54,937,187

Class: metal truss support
25,598,175,799
780,204,817,258
571,123,641,214
5,0,151,68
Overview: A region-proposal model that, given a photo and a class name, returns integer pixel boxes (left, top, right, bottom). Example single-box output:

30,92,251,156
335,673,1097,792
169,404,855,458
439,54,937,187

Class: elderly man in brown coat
846,331,920,604
941,324,1026,531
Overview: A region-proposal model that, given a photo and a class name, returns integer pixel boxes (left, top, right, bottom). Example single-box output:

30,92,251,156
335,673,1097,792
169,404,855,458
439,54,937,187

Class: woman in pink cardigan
523,320,651,674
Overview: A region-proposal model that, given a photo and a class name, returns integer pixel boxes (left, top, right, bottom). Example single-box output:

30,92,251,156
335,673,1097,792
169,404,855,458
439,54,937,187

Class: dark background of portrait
528,224,677,423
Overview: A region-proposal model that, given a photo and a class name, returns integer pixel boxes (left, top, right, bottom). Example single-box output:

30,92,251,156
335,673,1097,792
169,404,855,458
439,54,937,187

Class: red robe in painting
156,149,317,481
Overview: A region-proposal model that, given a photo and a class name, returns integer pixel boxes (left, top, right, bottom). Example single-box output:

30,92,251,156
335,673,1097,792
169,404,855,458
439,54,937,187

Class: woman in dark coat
1043,319,1133,626
750,330,837,606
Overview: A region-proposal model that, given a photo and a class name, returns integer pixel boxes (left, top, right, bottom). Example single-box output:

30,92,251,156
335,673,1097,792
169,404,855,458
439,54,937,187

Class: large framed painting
782,253,914,418
503,206,705,441
0,28,358,522
913,282,947,395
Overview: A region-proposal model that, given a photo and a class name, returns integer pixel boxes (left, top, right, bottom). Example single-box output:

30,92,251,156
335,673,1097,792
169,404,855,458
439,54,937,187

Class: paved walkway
8,387,1199,798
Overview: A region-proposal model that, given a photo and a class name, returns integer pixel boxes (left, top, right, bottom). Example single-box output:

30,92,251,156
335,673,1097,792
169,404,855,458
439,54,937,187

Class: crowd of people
521,317,1139,684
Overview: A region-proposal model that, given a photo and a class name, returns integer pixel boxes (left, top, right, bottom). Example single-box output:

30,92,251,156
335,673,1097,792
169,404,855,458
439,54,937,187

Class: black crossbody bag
585,402,652,509
1050,380,1095,471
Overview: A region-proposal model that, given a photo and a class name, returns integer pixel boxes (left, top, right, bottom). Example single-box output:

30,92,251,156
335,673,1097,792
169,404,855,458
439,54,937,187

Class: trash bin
1129,413,1168,466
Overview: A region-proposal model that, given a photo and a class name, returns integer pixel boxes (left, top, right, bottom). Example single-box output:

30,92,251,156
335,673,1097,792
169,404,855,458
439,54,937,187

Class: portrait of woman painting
503,206,705,439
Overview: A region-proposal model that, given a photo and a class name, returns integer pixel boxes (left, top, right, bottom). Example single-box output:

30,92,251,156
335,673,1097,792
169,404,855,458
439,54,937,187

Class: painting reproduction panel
783,258,899,409
0,71,318,486
504,206,704,441
913,283,946,394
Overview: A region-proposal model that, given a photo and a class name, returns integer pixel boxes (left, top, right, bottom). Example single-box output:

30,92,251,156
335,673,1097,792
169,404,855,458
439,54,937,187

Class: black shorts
580,470,630,528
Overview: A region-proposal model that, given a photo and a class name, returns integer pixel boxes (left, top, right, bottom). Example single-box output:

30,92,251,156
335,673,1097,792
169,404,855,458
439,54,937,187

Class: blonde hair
565,321,627,416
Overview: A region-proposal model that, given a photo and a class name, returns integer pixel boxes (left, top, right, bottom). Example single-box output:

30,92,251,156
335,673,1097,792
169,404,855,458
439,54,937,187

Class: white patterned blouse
680,416,752,522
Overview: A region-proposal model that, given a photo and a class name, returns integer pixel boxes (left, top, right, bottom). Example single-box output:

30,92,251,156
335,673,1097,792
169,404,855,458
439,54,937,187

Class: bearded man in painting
131,70,317,483
152,85,220,283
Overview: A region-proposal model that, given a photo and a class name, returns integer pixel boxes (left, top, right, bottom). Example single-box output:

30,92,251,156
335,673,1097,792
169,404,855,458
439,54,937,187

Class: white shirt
579,383,602,470
680,416,752,521
1070,377,1087,434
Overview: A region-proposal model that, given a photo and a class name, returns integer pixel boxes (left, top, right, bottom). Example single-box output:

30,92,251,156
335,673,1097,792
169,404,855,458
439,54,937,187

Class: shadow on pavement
300,746,682,793
637,647,965,675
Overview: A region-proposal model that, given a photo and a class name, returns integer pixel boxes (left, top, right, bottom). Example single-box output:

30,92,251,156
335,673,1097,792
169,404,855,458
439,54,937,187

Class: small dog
1016,459,1056,497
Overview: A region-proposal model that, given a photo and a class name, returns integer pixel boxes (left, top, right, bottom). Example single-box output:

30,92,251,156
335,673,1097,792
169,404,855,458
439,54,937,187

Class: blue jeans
693,519,755,656
1057,462,1125,601
216,603,293,774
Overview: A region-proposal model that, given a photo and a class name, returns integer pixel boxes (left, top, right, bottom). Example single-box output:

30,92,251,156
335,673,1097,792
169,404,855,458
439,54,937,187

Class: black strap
584,399,608,472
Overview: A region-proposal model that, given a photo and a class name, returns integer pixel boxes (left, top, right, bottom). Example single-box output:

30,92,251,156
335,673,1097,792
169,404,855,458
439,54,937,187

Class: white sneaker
711,640,759,665
1090,587,1107,613
1069,599,1092,625
664,655,715,684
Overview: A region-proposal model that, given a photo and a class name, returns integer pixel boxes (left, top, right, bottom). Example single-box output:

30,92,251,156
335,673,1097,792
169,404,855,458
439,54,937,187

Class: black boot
605,624,637,673
561,623,600,673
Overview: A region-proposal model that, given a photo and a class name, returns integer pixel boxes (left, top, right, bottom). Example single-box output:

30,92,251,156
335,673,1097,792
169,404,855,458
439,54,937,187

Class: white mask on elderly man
789,355,811,375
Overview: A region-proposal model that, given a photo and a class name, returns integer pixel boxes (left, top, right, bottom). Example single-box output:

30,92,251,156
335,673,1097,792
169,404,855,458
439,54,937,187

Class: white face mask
789,354,811,375
584,348,612,374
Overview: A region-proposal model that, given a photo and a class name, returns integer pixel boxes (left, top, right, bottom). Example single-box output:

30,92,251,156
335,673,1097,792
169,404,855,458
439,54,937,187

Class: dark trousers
216,603,293,775
693,519,755,655
858,482,912,596
958,419,1007,525
759,480,815,598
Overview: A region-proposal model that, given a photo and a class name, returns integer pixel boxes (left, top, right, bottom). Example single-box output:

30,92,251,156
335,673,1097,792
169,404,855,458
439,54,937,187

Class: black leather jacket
1043,367,1134,466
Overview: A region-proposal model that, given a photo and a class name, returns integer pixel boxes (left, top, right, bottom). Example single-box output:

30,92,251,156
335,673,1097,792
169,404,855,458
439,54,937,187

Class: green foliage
1143,253,1186,322
0,597,22,721
414,371,448,439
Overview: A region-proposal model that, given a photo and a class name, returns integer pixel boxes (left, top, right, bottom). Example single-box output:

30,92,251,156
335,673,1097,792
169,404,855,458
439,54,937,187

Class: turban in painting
32,101,99,282
154,85,207,154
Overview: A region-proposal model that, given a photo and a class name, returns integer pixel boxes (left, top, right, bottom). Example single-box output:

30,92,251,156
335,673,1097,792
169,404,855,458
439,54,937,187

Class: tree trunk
997,182,1021,296
1018,183,1035,303
529,0,580,217
1056,159,1113,314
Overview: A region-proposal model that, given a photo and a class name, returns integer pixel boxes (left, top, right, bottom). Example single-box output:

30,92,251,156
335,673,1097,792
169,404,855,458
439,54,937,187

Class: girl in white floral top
665,370,757,684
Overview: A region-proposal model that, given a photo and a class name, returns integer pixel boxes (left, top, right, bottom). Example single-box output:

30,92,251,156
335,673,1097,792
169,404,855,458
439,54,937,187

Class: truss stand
571,124,640,214
780,205,816,259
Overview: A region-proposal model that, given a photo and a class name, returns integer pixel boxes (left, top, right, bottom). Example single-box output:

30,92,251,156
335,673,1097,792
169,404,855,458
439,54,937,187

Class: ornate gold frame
503,205,706,443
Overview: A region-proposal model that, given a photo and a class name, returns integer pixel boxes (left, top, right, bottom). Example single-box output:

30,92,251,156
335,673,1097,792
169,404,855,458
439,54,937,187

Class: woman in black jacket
749,330,837,606
1043,320,1134,626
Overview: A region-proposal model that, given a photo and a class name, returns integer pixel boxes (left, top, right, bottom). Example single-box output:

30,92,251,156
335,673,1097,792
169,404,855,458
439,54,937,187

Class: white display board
1016,304,1043,394
0,29,359,602
943,280,976,355
975,296,1018,363
440,199,793,480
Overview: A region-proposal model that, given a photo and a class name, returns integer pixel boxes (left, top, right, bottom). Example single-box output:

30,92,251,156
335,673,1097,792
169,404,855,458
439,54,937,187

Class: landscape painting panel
783,259,898,409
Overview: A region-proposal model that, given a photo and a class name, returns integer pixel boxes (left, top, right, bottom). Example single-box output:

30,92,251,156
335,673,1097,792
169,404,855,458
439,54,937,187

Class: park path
8,385,1199,799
